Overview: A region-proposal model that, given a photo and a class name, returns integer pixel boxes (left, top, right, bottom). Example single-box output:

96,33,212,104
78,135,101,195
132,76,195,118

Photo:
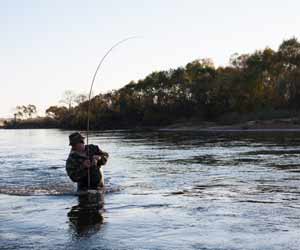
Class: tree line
5,38,300,129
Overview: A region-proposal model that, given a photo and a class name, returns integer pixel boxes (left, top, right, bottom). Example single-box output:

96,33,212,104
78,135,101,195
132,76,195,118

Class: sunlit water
1,129,300,250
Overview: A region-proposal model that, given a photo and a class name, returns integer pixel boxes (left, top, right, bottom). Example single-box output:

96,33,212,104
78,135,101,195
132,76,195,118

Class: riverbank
160,118,300,132
2,117,59,129
4,117,300,132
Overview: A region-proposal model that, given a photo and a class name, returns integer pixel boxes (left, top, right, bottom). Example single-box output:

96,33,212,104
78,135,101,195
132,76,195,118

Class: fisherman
66,132,109,191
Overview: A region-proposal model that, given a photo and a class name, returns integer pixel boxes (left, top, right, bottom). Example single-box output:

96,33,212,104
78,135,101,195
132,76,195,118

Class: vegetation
5,38,300,129
14,104,37,120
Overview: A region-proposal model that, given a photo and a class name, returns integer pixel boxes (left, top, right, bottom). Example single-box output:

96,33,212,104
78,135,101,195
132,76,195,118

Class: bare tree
60,90,76,109
75,93,88,105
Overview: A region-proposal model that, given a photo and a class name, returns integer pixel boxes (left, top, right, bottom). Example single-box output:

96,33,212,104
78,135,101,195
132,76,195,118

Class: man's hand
83,159,91,169
93,155,101,161
92,155,101,166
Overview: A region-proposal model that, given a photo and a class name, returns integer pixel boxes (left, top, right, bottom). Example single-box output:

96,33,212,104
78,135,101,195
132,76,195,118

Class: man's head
69,132,85,151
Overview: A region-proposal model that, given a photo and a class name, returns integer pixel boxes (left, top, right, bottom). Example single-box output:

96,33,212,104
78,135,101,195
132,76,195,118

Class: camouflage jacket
66,144,108,188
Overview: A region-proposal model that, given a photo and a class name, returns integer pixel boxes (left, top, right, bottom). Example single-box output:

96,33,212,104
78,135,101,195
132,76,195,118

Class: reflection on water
1,129,300,250
68,191,104,237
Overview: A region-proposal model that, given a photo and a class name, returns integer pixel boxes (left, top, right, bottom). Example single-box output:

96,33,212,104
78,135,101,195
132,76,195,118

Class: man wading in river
66,132,109,191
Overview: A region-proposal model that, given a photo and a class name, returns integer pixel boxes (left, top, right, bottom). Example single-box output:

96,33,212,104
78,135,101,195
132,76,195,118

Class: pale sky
1,0,300,117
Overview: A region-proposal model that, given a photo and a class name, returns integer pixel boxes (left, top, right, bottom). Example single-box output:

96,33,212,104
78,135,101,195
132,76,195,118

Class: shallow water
1,129,300,250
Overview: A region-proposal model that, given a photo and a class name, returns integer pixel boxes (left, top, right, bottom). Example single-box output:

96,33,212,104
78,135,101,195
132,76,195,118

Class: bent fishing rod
86,36,139,188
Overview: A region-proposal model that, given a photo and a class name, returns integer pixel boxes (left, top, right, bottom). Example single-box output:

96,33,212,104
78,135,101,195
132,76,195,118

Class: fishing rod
86,36,140,188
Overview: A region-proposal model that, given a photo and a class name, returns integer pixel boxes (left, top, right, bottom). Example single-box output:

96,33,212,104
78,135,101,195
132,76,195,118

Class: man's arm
99,150,109,166
87,144,109,166
66,154,90,182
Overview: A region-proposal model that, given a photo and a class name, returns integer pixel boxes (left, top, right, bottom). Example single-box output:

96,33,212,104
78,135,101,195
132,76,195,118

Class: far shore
2,117,300,132
160,118,300,132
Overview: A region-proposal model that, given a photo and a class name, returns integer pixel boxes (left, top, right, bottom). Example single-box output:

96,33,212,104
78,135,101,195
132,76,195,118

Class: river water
0,129,300,250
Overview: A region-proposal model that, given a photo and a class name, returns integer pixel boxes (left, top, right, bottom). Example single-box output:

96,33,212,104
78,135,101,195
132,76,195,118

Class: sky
1,0,300,117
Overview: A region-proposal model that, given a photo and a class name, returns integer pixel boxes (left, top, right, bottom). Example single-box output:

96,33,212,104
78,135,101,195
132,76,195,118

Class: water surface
1,129,300,249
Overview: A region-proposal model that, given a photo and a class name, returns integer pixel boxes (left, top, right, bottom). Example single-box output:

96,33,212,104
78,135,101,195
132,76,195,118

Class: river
0,129,300,250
